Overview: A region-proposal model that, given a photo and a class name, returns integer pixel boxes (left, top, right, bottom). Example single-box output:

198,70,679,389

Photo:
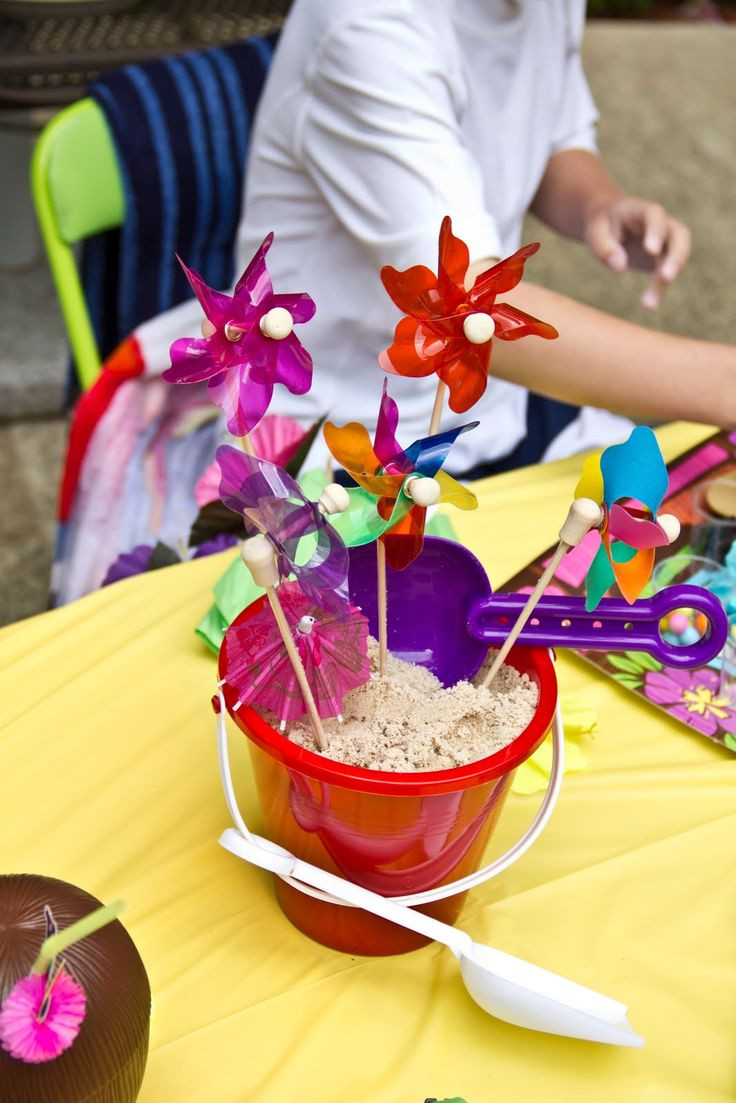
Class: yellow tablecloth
2,422,734,1103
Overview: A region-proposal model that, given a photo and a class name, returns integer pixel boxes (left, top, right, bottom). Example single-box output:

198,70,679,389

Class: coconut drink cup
0,875,150,1103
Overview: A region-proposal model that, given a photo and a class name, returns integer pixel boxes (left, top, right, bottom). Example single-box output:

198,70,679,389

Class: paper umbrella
324,381,478,570
575,426,674,610
379,216,558,414
220,581,370,726
164,234,316,437
216,445,350,610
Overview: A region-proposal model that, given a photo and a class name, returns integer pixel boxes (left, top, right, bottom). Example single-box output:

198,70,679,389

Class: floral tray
504,430,736,752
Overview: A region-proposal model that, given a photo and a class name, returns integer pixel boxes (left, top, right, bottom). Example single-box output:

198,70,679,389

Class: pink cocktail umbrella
221,580,370,728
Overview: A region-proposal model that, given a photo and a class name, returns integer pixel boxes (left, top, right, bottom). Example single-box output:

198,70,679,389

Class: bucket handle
215,676,564,908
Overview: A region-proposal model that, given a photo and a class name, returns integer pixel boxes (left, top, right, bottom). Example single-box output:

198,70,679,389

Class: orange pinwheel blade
323,420,406,500
605,534,655,604
324,419,381,476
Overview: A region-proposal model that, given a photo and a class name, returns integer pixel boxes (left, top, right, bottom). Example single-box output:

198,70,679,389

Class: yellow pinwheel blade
435,470,478,512
574,452,604,503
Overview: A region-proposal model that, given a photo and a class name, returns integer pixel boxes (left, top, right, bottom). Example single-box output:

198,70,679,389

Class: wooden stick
428,379,447,436
242,536,328,750
481,498,604,689
376,539,388,676
265,587,328,750
481,544,568,689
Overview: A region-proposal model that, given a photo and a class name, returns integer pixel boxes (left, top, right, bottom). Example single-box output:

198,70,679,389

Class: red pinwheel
164,234,315,437
379,216,558,415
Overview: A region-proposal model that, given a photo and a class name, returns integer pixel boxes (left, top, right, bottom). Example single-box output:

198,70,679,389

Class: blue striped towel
82,34,278,362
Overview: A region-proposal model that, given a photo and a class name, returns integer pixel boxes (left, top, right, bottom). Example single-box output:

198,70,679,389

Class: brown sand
286,640,538,772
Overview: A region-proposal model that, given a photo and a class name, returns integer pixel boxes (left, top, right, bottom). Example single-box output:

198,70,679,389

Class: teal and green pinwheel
575,426,672,610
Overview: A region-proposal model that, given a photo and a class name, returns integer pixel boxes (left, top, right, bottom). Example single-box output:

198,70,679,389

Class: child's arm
530,149,691,311
465,261,736,430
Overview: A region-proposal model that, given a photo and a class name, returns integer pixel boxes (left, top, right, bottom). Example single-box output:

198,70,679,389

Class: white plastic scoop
219,826,643,1047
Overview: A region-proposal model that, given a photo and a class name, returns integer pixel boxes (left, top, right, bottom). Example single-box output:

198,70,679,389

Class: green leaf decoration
188,499,243,548
145,542,182,570
723,733,736,754
625,650,662,672
195,604,229,655
284,416,326,479
611,673,643,690
607,653,646,675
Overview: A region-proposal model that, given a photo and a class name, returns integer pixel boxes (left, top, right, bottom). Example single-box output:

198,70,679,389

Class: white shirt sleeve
296,7,502,271
550,5,599,156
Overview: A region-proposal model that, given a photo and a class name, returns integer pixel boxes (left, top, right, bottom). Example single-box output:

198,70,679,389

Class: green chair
31,98,125,391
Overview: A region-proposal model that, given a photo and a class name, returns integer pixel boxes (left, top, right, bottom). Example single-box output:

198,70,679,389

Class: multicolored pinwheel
216,444,349,610
164,234,315,437
575,426,674,610
379,216,558,418
324,381,478,571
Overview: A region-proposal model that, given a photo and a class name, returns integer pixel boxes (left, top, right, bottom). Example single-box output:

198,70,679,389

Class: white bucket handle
215,669,564,908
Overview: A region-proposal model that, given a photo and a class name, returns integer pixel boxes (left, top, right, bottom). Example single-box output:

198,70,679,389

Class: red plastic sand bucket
219,599,557,956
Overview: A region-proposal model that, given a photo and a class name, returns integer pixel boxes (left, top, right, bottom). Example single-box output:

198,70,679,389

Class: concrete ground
1,22,735,626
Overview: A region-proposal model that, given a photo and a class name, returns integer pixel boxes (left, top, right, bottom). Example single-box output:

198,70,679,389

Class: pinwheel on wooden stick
163,234,315,449
216,445,357,748
216,444,350,611
575,426,681,611
324,381,478,673
482,426,680,687
379,216,558,434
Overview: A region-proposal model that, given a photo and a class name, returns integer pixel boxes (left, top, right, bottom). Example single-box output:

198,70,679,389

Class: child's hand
584,196,691,310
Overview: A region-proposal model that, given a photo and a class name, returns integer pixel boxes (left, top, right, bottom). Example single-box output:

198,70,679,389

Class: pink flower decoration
164,234,316,437
0,968,86,1064
194,415,309,507
644,666,736,737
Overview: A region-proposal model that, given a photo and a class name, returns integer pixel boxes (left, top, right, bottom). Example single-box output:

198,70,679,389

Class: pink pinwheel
164,234,316,436
379,216,558,415
221,580,370,726
195,414,309,507
0,966,85,1064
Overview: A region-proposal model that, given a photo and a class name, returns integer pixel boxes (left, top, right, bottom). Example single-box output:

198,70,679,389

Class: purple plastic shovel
347,536,728,686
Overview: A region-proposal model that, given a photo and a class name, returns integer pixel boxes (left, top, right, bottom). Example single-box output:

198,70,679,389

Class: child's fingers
641,219,692,310
641,202,669,257
586,211,628,272
657,218,692,283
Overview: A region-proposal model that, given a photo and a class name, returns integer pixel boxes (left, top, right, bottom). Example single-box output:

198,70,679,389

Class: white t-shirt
139,0,632,471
